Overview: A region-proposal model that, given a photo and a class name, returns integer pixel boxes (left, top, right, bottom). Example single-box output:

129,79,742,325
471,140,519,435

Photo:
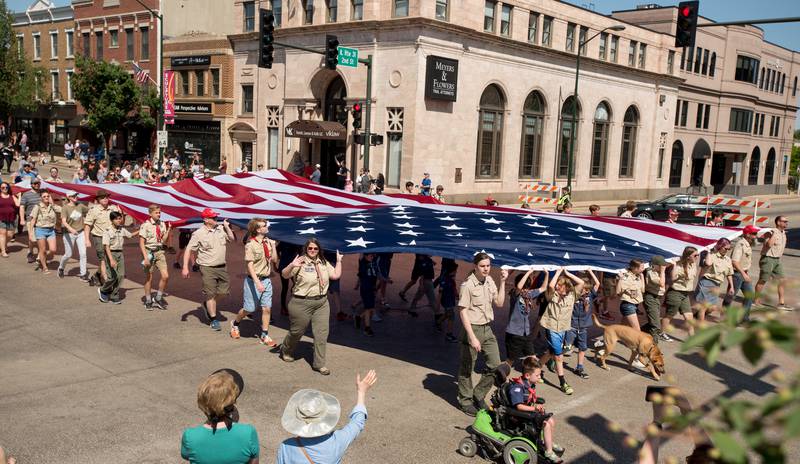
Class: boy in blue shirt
564,270,600,379
438,260,459,342
507,357,565,463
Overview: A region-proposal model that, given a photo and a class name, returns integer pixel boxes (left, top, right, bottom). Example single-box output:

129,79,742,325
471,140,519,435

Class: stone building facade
613,5,799,197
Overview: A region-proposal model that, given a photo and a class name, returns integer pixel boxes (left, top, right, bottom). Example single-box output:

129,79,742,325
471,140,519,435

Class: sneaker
546,359,556,373
259,334,277,347
445,333,458,343
230,322,240,339
154,297,167,310
57,268,64,278
553,443,566,455
97,288,109,303
460,404,478,417
364,327,375,337
632,359,647,369
544,450,564,463
88,275,98,286
144,300,154,311
562,345,572,357
79,273,90,282
575,368,589,379
110,299,122,305
659,332,674,342
371,312,383,322
279,349,296,362
778,304,795,311
561,382,574,395
26,252,34,263
399,290,407,302
210,320,221,331
34,262,41,271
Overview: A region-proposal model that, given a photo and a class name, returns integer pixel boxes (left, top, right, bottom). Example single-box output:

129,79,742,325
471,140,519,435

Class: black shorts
505,332,536,362
178,230,192,249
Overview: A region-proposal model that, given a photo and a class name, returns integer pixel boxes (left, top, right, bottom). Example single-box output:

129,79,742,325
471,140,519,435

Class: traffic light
352,103,362,129
675,1,699,48
325,35,339,70
258,9,275,69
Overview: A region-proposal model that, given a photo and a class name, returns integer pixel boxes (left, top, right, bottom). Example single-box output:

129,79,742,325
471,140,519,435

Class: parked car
616,193,741,226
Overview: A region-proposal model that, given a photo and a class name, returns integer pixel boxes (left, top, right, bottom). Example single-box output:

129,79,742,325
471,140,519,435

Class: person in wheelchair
505,357,565,463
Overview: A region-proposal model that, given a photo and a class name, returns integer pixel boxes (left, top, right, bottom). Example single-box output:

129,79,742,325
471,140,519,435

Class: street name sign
337,47,358,68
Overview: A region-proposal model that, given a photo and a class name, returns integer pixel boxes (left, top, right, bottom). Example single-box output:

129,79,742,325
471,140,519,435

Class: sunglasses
307,246,319,251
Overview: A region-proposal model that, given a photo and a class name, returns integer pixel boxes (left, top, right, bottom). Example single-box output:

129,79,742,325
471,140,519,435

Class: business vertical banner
163,70,176,124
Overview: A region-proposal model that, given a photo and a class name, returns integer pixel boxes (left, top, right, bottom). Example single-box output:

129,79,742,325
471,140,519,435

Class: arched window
619,106,639,178
759,67,765,89
709,52,716,77
780,73,786,94
765,148,776,185
590,102,611,178
770,70,777,92
794,76,798,97
668,141,683,188
476,84,505,178
748,147,761,185
557,96,581,178
519,91,545,179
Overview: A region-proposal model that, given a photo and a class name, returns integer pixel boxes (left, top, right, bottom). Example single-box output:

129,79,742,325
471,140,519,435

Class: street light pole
133,0,164,172
566,25,625,191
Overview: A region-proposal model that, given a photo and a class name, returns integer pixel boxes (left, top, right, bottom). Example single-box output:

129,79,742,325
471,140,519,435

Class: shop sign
175,102,212,114
171,55,211,67
425,55,458,101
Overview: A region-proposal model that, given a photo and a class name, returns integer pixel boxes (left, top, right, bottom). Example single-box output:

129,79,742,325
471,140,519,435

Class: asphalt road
1,165,799,463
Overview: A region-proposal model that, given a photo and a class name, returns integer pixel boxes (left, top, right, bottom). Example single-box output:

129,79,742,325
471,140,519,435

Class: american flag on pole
23,170,741,271
131,61,151,84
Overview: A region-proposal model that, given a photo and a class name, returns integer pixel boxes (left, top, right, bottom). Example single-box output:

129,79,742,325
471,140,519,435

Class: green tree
70,54,139,152
0,1,46,121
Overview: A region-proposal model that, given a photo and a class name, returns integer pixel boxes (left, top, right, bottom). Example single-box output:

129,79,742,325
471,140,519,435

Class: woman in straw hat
276,370,377,464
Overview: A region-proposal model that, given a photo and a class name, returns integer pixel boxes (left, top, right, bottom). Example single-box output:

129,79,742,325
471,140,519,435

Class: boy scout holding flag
139,204,172,310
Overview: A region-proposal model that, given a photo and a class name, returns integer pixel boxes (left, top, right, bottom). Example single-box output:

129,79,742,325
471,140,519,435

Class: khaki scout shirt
618,270,644,304
140,218,167,251
245,237,275,277
703,252,733,285
763,228,786,259
291,256,336,297
61,203,88,232
457,273,498,325
671,262,698,292
187,225,230,267
85,204,121,237
30,203,61,228
540,291,576,333
102,226,132,251
644,268,664,296
730,238,752,271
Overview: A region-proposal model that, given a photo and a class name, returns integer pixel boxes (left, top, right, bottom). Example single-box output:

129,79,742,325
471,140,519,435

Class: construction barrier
699,197,770,209
518,195,558,205
693,210,769,223
519,183,559,192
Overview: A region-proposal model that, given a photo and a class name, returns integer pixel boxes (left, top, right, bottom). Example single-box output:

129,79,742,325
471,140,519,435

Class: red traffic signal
353,103,361,112
680,6,691,17
352,103,362,129
675,1,699,48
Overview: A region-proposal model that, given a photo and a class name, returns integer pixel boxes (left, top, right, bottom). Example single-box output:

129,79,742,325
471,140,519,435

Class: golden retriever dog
591,314,665,380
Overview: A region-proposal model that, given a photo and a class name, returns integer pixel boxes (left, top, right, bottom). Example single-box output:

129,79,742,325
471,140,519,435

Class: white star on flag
442,224,466,231
394,222,419,228
534,231,557,236
297,227,323,234
436,216,457,221
525,222,547,228
393,214,414,219
347,226,374,232
397,240,417,246
346,237,374,248
399,230,423,236
350,214,371,219
601,245,607,251
580,235,603,241
564,252,571,259
488,227,510,233
348,219,369,224
481,217,504,224
446,233,463,237
300,218,323,224
570,226,591,233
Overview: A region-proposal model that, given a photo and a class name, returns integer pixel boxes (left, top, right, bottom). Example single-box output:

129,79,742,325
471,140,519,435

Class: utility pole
133,0,164,172
360,55,373,170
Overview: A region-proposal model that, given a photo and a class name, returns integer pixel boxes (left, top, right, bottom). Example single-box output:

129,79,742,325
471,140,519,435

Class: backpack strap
294,437,316,464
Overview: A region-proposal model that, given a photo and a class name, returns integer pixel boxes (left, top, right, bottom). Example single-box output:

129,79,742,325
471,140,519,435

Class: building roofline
553,0,673,39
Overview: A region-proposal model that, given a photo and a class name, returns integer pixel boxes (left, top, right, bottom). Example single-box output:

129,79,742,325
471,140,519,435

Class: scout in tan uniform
616,259,645,330
230,218,278,346
182,208,234,331
643,255,668,342
539,267,585,396
58,191,89,280
755,216,792,311
98,211,138,304
456,252,508,415
83,189,122,285
695,238,734,322
723,225,759,322
139,204,172,310
663,247,700,337
280,238,342,376
27,189,61,274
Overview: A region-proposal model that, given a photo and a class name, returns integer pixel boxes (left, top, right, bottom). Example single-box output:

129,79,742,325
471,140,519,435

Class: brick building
11,0,78,156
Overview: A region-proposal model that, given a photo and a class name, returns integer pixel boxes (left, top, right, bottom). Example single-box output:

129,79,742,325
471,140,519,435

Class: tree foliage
0,0,46,119
70,54,139,150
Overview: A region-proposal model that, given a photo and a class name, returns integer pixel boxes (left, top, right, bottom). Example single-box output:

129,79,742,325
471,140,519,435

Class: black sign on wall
171,55,211,67
175,102,212,114
425,55,458,101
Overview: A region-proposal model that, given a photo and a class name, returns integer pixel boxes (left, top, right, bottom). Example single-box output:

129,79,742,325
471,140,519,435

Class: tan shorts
143,249,168,274
200,265,230,297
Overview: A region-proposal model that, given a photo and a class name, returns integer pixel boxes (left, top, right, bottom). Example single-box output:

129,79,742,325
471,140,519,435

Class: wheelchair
457,364,561,464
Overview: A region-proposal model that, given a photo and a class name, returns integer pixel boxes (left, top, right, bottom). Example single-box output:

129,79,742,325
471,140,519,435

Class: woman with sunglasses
695,238,734,323
0,182,21,257
662,246,700,338
280,238,342,376
27,189,61,273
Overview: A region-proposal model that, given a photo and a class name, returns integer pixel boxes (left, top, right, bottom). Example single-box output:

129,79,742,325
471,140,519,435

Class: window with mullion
394,0,408,18
435,0,448,21
484,1,496,33
527,12,538,44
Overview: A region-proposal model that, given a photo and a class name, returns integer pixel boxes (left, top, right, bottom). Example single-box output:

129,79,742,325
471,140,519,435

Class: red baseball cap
742,225,760,235
200,208,219,219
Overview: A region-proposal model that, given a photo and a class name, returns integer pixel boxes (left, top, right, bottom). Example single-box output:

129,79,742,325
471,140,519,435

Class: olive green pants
457,323,501,408
281,296,330,369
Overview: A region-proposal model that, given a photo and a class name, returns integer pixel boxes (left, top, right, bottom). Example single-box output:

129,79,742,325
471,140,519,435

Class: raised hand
356,369,378,394
291,254,305,267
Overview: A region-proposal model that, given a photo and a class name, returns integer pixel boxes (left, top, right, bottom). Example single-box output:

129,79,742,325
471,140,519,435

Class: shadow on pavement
422,373,460,408
675,352,777,398
566,413,638,462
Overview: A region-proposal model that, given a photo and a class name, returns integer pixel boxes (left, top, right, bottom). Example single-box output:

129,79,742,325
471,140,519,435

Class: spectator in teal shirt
277,370,378,464
181,370,259,464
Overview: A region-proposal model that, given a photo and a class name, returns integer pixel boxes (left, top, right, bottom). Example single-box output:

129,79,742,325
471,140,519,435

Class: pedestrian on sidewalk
280,238,343,376
755,216,793,311
0,182,20,257
183,208,234,331
139,204,172,310
457,252,508,415
84,189,121,286
27,189,61,274
230,218,278,346
723,225,758,322
57,191,88,279
97,211,138,304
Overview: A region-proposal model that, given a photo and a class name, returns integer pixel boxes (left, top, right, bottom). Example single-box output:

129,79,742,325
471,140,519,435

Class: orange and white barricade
693,210,769,224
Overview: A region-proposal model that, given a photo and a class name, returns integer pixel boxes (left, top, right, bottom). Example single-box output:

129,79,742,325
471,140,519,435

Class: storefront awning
285,120,346,140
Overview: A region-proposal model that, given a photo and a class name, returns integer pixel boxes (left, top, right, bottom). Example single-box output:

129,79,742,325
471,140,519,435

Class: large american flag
27,170,739,271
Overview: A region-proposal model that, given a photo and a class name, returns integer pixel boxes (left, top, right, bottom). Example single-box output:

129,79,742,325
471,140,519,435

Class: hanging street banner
163,70,176,120
425,55,458,101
